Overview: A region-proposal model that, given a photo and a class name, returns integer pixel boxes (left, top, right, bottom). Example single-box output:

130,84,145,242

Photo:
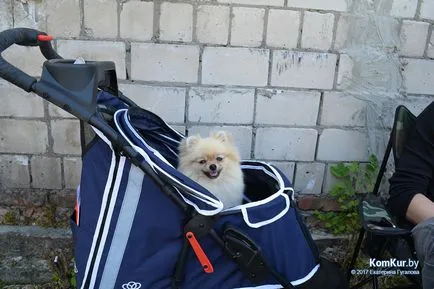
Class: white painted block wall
0,0,433,197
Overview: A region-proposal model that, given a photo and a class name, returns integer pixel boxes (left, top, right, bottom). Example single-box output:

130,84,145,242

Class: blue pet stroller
0,28,349,289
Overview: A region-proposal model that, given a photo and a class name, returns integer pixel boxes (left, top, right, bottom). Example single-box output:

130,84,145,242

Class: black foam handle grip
0,28,61,92
39,38,62,60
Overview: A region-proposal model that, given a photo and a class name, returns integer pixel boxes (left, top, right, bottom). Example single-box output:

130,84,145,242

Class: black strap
171,240,190,289
222,224,296,289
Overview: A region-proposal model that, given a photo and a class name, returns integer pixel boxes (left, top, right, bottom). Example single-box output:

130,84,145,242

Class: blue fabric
70,91,319,289
98,90,129,110
128,106,182,167
71,137,116,289
93,160,131,289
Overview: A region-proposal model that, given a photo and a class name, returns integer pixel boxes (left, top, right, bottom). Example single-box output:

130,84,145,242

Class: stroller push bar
0,28,191,213
0,28,60,92
0,28,119,123
0,27,194,216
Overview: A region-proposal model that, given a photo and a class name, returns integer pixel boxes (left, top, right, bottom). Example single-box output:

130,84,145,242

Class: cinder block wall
1,0,434,208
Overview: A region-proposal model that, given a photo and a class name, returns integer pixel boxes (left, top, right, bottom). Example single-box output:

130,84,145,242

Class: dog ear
180,135,200,150
211,131,233,143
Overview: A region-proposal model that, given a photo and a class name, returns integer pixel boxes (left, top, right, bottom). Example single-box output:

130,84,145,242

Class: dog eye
216,156,223,162
198,159,206,164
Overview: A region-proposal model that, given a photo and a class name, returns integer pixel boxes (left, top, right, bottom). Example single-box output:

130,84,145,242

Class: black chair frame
346,105,421,289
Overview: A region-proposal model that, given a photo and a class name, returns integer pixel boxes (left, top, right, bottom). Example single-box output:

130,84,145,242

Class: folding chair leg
350,277,373,289
347,227,365,282
372,276,378,289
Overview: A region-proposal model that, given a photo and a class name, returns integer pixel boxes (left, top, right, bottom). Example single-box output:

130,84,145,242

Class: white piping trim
130,108,184,139
157,132,180,144
175,187,225,216
124,111,173,167
80,128,118,289
168,124,185,138
131,147,223,215
240,192,290,228
234,285,282,289
292,264,320,286
124,111,296,214
89,156,125,289
241,164,295,200
243,195,252,203
164,143,178,160
244,161,295,201
114,111,294,218
240,165,279,182
98,165,144,289
225,162,285,211
113,110,224,216
120,110,219,204
225,162,293,228
233,263,320,289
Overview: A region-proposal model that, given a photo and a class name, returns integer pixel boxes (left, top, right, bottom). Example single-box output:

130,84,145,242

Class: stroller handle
0,28,61,92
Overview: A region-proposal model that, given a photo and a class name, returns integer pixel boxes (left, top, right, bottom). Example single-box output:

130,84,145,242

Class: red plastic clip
37,34,53,42
74,198,80,226
185,232,214,274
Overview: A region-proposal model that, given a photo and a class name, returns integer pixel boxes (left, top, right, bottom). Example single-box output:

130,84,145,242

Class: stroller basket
0,28,348,289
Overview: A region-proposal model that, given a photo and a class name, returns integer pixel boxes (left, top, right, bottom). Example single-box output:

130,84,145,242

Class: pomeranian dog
177,131,245,209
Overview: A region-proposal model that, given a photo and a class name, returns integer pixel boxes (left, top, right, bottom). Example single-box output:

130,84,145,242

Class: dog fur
177,131,245,209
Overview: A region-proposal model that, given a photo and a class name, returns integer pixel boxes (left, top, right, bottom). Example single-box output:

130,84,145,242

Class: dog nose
209,164,217,171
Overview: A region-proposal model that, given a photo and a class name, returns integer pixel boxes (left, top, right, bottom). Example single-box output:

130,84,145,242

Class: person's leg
412,216,434,289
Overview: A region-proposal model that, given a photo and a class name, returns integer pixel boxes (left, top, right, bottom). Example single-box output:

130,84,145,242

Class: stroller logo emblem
122,281,141,289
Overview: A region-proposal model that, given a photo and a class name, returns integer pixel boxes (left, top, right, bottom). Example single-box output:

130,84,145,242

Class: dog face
178,131,240,181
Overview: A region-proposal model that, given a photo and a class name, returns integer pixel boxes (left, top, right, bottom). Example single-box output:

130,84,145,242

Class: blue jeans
412,216,434,289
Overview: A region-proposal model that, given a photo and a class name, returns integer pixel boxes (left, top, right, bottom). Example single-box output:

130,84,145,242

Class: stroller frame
0,28,348,289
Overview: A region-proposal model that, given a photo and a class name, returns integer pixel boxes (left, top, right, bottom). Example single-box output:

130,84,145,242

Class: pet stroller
0,28,349,289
